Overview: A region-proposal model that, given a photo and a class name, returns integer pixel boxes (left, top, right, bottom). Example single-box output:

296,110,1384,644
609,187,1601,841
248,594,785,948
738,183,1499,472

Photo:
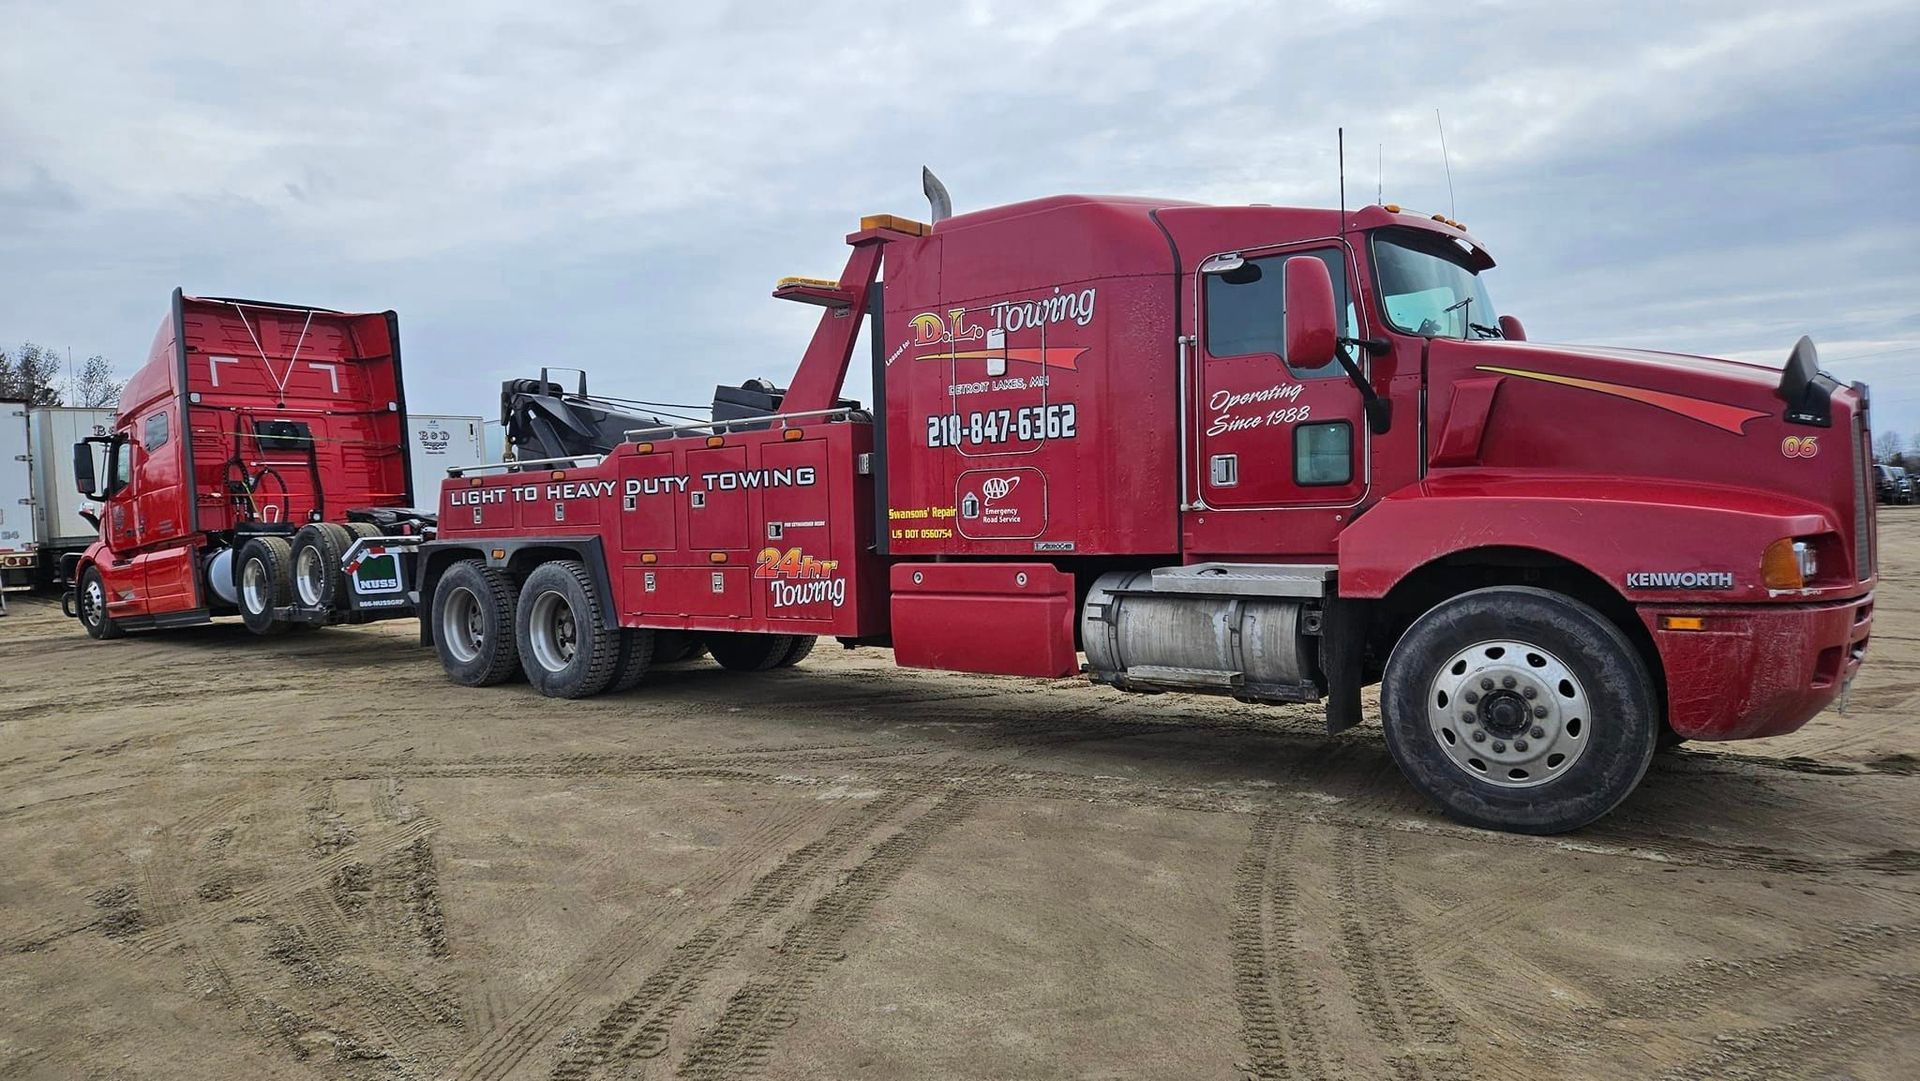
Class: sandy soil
2,521,1918,1081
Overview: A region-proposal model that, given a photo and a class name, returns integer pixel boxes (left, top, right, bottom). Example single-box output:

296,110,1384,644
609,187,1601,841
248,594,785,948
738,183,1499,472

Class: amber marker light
1760,538,1806,590
550,470,566,480
1659,616,1707,632
783,428,804,441
706,436,725,448
635,442,654,454
490,548,506,560
709,552,728,564
641,553,657,564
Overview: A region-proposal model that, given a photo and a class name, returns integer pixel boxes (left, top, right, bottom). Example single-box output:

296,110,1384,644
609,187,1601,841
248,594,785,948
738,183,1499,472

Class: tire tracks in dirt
540,791,930,1081
1654,973,1920,1080
444,794,869,1081
671,791,980,1081
1227,810,1326,1081
1334,833,1469,1081
129,815,440,956
1596,922,1919,1022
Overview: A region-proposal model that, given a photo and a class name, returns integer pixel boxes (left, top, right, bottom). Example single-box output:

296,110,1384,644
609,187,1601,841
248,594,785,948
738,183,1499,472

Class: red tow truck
67,184,1876,834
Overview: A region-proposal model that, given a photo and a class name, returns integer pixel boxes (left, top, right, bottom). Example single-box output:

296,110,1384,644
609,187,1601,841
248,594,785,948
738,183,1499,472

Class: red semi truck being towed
67,184,1876,833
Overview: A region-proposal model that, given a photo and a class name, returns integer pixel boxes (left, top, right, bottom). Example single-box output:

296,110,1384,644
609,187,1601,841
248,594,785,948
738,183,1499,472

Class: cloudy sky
3,1,1916,442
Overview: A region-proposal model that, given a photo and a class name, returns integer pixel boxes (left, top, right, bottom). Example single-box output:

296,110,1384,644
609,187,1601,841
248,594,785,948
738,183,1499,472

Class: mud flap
1320,596,1366,734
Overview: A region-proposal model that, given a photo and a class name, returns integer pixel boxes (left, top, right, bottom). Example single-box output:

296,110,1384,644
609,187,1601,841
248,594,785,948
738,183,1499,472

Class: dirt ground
2,524,1917,1081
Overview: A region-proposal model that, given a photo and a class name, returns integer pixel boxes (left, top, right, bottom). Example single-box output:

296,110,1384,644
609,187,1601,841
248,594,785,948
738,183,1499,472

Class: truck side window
1205,248,1353,378
144,410,170,452
1294,421,1352,485
112,439,133,490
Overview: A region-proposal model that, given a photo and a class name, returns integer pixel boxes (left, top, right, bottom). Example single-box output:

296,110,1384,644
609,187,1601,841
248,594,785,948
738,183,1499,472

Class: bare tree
69,354,122,408
1876,428,1905,463
0,342,64,405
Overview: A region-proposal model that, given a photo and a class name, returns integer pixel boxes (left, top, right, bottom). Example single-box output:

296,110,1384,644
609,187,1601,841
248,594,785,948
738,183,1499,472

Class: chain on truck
62,172,1876,834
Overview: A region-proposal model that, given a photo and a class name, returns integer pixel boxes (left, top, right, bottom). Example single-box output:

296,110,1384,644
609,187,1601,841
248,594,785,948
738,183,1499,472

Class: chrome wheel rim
242,559,270,614
441,586,485,663
528,590,578,673
295,545,326,607
1426,639,1590,789
83,578,105,626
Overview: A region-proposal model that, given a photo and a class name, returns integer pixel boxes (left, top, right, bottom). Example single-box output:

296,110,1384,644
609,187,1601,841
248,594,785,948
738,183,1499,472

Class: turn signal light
1760,538,1805,590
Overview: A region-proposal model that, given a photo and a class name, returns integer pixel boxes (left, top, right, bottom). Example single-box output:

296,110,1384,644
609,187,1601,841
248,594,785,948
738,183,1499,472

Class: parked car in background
1894,467,1915,504
1876,464,1898,503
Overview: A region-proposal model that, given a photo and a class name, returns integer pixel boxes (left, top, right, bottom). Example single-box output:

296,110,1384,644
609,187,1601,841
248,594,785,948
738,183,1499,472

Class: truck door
131,407,198,611
104,435,139,552
1193,244,1366,512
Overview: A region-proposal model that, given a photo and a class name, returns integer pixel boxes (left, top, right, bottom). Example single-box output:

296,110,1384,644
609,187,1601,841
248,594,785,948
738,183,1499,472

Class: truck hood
1420,335,1873,583
1431,338,1793,436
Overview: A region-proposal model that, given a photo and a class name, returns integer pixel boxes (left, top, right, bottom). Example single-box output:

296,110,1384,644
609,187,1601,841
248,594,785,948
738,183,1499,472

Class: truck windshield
1373,229,1498,339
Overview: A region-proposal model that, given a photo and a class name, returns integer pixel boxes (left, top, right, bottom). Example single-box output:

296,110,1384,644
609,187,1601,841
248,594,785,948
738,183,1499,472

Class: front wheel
1380,586,1658,835
77,566,125,640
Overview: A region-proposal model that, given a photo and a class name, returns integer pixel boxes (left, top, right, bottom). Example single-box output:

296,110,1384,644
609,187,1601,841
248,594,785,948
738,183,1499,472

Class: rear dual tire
237,537,296,636
434,559,521,686
516,560,621,698
705,632,816,671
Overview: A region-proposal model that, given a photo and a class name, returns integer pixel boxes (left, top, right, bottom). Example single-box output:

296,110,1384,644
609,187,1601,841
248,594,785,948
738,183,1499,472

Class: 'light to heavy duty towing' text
447,468,819,505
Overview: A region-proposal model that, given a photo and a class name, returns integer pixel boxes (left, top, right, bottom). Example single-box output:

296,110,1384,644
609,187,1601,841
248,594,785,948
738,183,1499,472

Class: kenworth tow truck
66,183,1875,834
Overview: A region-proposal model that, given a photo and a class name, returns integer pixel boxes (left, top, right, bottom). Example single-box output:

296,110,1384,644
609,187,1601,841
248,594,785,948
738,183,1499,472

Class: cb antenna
1436,108,1456,220
1337,127,1346,238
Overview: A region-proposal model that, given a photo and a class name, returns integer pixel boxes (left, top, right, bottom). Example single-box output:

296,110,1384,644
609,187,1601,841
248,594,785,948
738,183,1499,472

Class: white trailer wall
1,401,35,589
28,407,115,553
407,414,484,509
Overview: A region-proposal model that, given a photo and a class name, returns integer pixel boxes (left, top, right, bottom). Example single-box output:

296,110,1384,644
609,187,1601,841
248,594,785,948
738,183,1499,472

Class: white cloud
0,0,1915,429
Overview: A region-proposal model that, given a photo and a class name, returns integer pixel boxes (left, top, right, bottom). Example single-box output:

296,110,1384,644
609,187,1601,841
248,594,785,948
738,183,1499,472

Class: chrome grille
1854,409,1873,580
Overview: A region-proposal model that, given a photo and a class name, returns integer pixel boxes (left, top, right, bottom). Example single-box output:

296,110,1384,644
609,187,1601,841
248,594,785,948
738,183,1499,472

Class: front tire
434,559,520,686
1381,586,1658,835
515,560,620,698
77,566,124,640
236,537,295,635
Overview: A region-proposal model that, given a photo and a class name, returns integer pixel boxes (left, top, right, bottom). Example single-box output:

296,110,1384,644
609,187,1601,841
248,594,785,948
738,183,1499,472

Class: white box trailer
406,414,484,509
1,400,36,596
28,407,115,575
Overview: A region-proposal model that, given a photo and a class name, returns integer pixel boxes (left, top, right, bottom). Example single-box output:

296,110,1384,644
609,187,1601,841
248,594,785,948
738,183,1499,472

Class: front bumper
1643,594,1873,741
